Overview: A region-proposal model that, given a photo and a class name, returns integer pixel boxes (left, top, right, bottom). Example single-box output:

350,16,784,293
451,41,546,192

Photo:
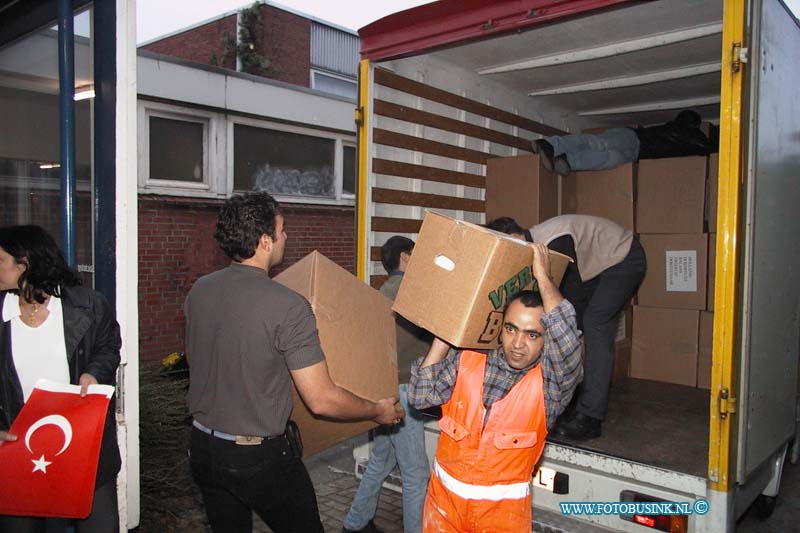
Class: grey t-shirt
185,262,325,436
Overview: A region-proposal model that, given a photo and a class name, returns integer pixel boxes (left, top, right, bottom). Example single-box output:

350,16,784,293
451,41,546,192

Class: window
233,123,337,198
342,144,356,196
0,8,94,284
138,103,221,195
311,70,357,100
149,116,204,182
138,102,354,203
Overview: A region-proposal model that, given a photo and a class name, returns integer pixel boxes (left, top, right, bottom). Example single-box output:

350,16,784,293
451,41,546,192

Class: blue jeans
547,127,640,171
343,385,430,533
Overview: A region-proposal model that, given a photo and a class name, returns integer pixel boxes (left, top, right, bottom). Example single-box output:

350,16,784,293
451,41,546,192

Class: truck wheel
754,494,777,519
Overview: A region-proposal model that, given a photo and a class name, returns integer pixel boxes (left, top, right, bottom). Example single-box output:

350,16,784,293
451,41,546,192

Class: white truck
353,0,800,531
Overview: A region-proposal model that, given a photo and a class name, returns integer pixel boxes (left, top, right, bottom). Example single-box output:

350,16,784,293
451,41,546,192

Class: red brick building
137,2,359,365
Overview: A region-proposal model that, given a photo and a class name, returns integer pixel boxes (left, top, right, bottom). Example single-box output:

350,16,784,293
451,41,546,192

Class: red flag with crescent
0,379,114,518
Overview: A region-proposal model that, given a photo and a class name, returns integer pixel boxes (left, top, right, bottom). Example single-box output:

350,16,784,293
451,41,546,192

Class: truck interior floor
548,378,710,478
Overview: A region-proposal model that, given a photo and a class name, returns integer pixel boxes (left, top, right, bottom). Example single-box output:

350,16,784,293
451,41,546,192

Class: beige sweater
531,215,633,281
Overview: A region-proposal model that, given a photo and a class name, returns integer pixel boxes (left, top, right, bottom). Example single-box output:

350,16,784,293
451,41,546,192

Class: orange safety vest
423,350,547,533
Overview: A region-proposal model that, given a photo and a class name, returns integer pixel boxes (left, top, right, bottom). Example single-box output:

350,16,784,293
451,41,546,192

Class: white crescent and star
24,414,73,474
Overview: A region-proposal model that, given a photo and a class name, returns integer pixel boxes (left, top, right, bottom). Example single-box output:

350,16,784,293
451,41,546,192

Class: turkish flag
0,379,114,518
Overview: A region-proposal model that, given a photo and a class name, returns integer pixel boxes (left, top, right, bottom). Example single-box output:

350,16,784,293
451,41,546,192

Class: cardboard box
275,251,399,456
485,155,558,229
561,163,635,230
393,211,571,349
631,306,699,386
706,153,718,232
637,157,707,233
697,311,714,389
707,233,716,311
638,234,708,310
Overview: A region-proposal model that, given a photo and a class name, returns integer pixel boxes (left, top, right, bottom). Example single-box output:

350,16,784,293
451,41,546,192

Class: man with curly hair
184,191,403,533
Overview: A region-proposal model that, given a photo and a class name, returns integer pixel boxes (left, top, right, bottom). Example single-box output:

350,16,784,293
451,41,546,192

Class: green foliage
236,2,272,77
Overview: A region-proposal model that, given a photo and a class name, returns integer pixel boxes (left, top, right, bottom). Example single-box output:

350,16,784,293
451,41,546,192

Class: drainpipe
57,0,76,267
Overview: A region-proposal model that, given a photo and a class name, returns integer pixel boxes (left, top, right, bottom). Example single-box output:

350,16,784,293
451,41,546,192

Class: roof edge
358,0,634,62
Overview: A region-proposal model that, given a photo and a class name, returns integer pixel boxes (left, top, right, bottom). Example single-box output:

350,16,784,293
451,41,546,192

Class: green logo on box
479,266,532,343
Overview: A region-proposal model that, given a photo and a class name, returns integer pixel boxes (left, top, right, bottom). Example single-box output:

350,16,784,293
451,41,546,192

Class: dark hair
504,290,543,315
0,225,81,303
381,236,415,273
674,110,702,128
214,192,281,261
485,217,532,242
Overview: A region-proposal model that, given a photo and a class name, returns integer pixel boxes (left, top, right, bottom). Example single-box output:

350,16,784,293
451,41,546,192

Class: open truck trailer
353,0,800,531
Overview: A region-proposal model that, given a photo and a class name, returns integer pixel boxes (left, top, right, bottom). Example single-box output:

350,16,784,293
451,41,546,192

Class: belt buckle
235,435,263,446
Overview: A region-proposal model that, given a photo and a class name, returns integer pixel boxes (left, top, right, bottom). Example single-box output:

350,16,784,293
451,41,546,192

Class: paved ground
137,368,800,532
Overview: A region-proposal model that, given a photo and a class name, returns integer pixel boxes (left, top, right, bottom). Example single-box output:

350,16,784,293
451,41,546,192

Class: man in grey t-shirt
185,192,402,533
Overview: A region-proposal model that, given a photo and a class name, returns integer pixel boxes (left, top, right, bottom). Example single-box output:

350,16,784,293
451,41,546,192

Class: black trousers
189,426,323,533
564,237,647,420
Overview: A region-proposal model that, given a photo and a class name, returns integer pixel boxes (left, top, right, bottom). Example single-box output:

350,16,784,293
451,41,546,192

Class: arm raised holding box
530,242,562,313
408,338,461,410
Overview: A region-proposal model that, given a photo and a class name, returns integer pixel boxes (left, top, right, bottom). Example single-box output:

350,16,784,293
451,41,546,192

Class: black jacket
635,121,716,159
0,286,122,487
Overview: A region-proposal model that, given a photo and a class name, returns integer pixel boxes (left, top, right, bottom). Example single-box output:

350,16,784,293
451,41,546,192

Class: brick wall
141,15,237,70
140,5,311,88
259,4,311,87
137,195,355,366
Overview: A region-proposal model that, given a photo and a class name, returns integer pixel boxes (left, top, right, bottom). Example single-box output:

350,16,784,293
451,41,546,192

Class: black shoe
553,155,572,176
531,139,556,172
553,412,601,441
342,520,382,533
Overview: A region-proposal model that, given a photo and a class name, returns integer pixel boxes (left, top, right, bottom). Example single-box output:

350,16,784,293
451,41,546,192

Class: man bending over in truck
408,243,583,533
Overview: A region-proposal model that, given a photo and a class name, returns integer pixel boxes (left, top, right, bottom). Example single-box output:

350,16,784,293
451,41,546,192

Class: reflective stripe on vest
433,459,530,501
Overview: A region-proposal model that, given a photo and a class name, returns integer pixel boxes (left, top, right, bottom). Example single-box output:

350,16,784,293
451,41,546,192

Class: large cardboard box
638,234,708,310
637,157,707,233
393,211,571,349
707,233,716,311
697,311,714,389
707,153,719,232
631,306,699,386
561,163,635,230
275,251,399,456
485,155,558,229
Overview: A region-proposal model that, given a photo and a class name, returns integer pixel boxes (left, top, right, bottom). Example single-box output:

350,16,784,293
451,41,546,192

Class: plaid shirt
408,299,583,430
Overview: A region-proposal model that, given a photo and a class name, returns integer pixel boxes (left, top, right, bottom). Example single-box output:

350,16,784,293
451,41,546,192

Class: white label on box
615,312,626,342
665,250,697,292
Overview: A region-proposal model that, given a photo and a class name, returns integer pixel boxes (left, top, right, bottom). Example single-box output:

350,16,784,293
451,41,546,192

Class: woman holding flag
0,225,121,532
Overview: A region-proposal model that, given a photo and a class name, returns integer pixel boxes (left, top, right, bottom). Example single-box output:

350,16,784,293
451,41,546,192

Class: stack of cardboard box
484,150,719,389
630,156,717,388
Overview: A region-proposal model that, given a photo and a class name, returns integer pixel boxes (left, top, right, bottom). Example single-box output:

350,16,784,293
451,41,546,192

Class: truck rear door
733,0,800,482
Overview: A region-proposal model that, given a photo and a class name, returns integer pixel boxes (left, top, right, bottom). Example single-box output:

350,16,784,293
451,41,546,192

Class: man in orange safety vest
408,243,583,532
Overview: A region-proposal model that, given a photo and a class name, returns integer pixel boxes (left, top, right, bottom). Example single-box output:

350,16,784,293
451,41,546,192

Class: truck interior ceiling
425,0,723,130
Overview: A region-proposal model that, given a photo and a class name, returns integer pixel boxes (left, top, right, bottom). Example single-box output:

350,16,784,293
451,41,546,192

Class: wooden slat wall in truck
369,66,565,288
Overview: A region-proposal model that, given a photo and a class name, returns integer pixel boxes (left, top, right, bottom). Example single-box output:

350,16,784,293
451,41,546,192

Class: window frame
227,115,355,206
137,101,224,197
137,100,355,205
341,141,357,199
310,68,358,100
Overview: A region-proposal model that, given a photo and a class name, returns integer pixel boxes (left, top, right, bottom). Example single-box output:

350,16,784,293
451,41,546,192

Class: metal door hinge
719,388,737,418
732,43,748,73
